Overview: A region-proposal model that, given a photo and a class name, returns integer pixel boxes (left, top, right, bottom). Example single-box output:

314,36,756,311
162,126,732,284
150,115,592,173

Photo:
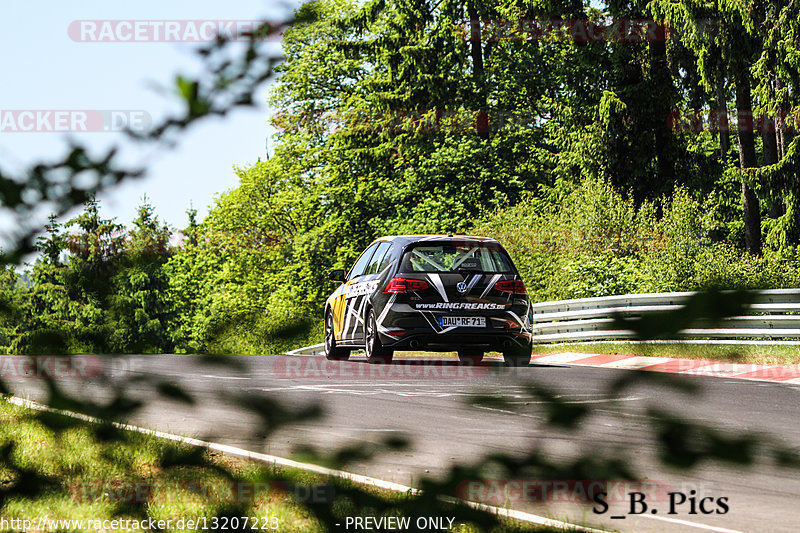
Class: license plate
439,316,486,328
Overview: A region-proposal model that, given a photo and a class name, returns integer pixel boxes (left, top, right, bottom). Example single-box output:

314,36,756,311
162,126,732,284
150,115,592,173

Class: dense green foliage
0,199,174,354
476,178,800,302
5,7,800,533
5,0,800,354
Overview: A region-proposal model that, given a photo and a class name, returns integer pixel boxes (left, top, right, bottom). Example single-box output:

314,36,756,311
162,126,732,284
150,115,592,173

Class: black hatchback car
324,235,533,366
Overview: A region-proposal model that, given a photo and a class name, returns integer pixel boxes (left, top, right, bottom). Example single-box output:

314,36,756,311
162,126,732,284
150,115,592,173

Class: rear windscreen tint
400,242,514,273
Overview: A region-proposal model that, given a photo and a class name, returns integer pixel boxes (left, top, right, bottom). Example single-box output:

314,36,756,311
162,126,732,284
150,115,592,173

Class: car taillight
383,278,430,293
493,280,527,295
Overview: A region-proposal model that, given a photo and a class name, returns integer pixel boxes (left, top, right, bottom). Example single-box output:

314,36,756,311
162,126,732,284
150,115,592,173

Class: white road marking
260,385,476,398
5,395,750,533
639,513,743,533
3,395,602,532
475,396,643,418
257,384,645,403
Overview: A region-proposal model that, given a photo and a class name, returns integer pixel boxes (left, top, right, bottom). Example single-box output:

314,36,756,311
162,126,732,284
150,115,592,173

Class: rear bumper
380,329,532,351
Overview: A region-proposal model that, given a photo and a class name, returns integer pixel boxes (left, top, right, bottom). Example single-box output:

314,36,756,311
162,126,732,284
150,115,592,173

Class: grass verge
0,399,572,532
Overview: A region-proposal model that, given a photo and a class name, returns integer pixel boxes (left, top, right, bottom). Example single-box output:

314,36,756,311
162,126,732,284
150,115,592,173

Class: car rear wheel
324,311,350,361
457,350,483,365
503,343,531,367
365,309,393,364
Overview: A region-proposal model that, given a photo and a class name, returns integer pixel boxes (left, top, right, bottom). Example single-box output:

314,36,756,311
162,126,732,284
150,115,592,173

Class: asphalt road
5,353,800,533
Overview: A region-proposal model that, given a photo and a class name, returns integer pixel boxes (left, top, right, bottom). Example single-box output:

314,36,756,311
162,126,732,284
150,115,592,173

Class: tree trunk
775,77,786,158
762,115,779,166
467,0,488,138
735,70,761,255
761,81,783,218
715,69,731,161
649,39,675,185
762,74,779,167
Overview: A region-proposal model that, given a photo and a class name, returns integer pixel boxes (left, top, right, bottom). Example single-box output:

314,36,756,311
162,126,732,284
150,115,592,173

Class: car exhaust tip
409,339,421,349
502,340,512,349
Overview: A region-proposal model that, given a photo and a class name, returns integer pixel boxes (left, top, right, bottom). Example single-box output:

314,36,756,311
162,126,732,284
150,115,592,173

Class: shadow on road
340,356,569,369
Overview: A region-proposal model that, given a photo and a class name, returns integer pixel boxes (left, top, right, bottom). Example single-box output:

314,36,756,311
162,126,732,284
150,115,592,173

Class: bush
205,308,323,356
474,178,800,301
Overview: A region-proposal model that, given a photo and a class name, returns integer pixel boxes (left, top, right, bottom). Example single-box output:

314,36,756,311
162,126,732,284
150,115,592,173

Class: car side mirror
328,269,345,283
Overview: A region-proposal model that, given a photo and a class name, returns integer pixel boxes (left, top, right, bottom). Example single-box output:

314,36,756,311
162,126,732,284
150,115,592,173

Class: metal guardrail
285,342,325,356
531,288,800,343
285,289,800,354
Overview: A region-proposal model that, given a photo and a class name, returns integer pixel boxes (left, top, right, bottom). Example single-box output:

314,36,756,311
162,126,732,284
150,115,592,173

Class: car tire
457,350,483,365
365,308,393,364
324,311,350,361
503,343,531,367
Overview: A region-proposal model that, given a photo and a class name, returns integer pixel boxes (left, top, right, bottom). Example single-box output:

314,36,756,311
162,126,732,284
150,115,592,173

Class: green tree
18,215,75,353
650,0,800,255
108,197,174,353
0,264,26,354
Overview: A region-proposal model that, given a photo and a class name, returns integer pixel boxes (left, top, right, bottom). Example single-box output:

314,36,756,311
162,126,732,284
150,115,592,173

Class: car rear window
399,242,514,273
